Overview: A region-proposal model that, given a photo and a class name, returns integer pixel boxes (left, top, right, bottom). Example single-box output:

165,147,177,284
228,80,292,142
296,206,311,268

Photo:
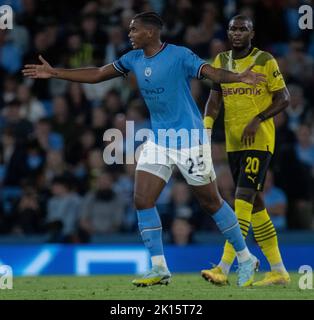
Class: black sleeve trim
197,63,208,79
113,61,129,75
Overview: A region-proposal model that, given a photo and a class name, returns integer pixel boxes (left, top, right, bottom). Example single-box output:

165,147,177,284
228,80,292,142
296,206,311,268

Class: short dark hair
133,11,163,30
230,14,254,29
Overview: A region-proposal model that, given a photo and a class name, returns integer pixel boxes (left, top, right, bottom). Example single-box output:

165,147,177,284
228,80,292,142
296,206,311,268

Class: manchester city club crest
144,67,152,77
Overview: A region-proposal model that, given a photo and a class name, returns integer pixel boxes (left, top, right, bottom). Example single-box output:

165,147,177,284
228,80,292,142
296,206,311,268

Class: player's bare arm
241,87,290,147
204,89,223,124
203,89,223,132
22,55,121,83
201,64,266,86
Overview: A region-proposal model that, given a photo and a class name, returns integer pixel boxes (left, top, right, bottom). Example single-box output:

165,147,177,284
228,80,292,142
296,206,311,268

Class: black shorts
228,150,272,191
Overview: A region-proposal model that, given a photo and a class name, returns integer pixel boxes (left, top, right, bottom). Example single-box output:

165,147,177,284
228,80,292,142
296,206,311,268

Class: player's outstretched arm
201,64,266,86
22,55,121,83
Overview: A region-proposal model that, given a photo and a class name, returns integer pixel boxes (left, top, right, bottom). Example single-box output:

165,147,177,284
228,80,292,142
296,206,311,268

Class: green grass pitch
0,273,313,300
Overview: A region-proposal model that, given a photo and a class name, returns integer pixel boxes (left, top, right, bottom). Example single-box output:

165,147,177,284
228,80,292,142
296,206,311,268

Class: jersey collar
231,46,256,60
144,42,168,59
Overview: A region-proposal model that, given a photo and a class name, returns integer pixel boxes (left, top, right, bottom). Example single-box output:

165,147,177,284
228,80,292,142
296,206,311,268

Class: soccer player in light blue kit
23,12,266,287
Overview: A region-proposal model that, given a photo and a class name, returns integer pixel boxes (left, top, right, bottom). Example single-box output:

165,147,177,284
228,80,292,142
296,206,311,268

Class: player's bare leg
191,180,258,287
132,170,171,287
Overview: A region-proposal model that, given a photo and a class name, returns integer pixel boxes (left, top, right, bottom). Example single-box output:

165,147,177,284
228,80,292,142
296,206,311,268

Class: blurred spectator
161,5,184,44
253,0,288,47
286,84,312,132
274,111,296,148
49,96,79,163
33,118,64,152
295,124,314,174
10,187,44,235
17,84,46,123
126,99,150,156
8,17,30,55
86,148,106,189
286,39,314,86
91,107,111,148
272,110,297,174
65,82,91,126
44,150,69,186
114,163,136,231
24,138,46,185
104,25,129,64
2,99,33,142
23,29,59,99
263,170,288,231
284,0,304,39
103,89,125,117
46,175,81,242
67,128,96,167
2,75,19,105
0,128,27,186
80,14,106,65
169,203,196,246
275,132,313,229
79,171,125,241
65,32,93,68
0,30,22,74
207,38,227,63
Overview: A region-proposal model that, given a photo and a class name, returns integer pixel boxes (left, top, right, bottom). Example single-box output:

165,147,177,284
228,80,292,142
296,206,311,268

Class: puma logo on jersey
222,87,262,97
248,175,257,183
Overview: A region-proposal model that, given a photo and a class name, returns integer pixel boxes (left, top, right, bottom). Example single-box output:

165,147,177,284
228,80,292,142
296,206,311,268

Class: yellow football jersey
211,47,286,154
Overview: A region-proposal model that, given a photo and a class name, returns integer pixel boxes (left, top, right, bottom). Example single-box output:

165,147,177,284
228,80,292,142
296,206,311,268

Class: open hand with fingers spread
238,65,266,86
22,55,55,79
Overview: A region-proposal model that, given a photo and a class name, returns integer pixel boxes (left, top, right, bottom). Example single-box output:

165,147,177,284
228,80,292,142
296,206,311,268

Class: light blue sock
137,207,164,257
212,201,247,252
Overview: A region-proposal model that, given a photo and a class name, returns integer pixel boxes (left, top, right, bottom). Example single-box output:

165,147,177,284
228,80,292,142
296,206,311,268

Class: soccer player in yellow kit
202,15,291,286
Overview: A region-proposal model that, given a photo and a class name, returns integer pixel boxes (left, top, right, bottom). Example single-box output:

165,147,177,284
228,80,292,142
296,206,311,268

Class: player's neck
232,46,253,59
143,40,163,57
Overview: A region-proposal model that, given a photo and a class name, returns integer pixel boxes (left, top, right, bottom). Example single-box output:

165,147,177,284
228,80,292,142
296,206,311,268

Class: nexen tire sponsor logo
222,87,262,97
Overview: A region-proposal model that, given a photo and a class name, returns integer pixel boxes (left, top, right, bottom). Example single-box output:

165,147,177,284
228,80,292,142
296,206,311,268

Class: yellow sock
251,208,283,266
221,199,253,265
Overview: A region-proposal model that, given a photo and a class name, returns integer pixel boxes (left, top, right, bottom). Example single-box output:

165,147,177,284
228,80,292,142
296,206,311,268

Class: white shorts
136,141,216,186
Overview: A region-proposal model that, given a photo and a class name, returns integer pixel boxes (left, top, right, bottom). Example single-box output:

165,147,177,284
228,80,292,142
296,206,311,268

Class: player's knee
199,196,223,215
235,188,255,204
252,193,265,213
134,193,155,210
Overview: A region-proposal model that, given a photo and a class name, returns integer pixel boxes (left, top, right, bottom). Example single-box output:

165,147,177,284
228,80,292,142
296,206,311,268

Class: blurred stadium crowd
0,0,313,243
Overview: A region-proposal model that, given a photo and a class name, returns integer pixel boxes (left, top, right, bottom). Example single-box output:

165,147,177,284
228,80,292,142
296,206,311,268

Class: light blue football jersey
113,43,208,148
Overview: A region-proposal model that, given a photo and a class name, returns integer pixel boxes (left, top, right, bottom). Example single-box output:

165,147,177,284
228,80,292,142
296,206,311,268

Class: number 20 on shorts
245,157,260,174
